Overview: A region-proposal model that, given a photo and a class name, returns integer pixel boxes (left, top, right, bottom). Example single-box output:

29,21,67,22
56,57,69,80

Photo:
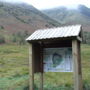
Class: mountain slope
42,5,90,32
0,2,60,34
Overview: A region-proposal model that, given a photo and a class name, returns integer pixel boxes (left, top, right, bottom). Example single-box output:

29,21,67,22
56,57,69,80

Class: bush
11,31,30,45
0,35,5,44
82,31,90,44
0,26,4,30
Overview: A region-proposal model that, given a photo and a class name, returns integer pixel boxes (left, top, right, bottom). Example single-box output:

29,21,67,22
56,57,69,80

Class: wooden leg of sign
29,44,34,90
40,72,43,90
40,43,43,90
72,40,83,90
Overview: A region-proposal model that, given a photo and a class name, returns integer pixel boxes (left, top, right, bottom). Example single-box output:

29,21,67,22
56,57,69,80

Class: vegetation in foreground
0,44,90,90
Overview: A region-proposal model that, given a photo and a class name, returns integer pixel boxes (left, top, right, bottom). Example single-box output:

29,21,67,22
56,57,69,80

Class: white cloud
0,0,24,3
1,0,90,9
24,0,90,9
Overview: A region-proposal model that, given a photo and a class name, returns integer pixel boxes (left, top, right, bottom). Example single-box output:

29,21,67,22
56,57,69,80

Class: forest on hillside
0,29,90,45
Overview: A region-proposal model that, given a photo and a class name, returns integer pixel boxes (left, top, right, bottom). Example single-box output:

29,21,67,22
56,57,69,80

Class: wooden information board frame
26,25,83,90
28,39,83,90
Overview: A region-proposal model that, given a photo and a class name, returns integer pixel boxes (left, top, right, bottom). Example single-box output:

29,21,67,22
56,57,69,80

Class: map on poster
43,48,73,72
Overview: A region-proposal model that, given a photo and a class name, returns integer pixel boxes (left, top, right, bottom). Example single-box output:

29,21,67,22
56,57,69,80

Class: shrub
0,35,5,44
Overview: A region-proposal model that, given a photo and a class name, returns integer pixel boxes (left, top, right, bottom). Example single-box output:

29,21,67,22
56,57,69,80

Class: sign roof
26,25,82,41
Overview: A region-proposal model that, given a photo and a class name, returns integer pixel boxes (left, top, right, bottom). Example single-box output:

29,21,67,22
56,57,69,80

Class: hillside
42,5,90,32
0,1,60,34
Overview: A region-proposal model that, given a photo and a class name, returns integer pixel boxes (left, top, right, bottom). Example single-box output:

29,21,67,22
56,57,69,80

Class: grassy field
0,44,90,90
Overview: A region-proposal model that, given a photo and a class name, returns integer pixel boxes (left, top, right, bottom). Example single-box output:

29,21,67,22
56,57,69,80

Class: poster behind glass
43,48,73,72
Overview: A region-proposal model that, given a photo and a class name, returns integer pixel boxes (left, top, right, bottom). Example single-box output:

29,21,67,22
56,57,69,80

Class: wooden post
72,40,83,90
40,43,43,90
29,44,34,90
40,72,43,90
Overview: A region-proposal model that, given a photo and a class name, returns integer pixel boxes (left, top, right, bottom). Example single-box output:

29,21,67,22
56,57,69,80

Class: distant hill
0,1,61,44
0,1,60,34
42,5,90,32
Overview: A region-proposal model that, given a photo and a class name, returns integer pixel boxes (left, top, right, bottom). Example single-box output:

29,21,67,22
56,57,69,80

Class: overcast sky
1,0,90,9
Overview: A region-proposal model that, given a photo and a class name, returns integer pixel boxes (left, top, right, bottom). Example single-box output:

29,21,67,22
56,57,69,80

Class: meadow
0,44,90,90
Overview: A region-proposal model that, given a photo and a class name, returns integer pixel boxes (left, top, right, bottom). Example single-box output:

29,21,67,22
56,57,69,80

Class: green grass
0,44,90,90
0,45,29,90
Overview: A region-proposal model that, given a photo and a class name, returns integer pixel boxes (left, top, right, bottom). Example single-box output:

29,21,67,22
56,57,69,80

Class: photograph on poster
43,47,73,72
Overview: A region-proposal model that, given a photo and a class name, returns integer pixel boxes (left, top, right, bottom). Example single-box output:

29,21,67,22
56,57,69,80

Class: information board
43,48,73,72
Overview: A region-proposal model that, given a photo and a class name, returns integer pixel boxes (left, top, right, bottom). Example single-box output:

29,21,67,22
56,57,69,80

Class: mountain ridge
42,4,90,32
